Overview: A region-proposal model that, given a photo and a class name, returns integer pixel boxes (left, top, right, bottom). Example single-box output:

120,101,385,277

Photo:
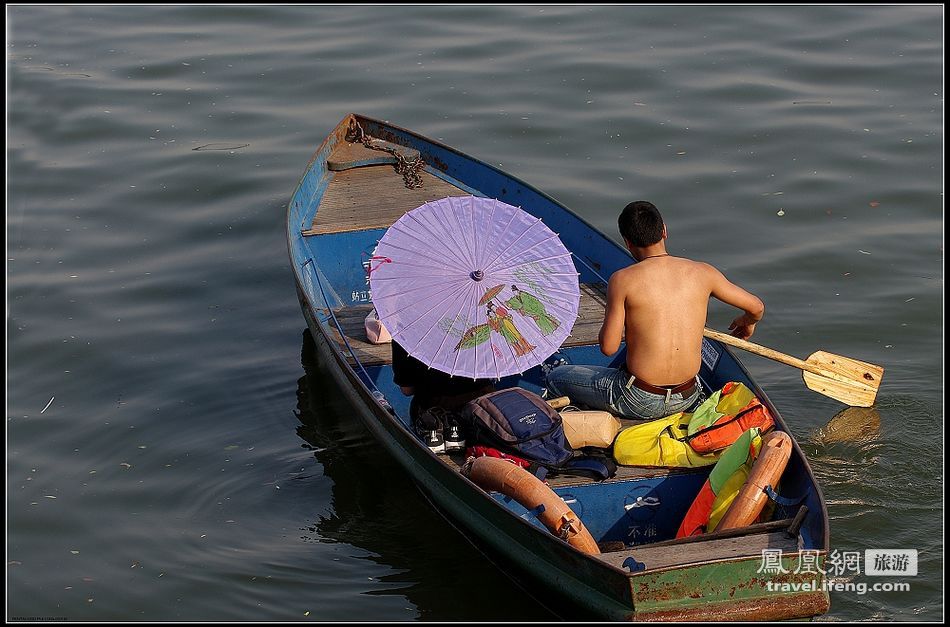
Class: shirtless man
545,201,764,420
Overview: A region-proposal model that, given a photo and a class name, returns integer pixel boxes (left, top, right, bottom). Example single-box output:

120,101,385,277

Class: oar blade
802,351,883,407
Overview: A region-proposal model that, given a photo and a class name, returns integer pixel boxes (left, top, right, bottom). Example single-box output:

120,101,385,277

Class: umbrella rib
370,261,465,279
486,250,575,276
395,280,472,342
478,202,522,276
375,239,470,275
445,198,479,273
373,276,473,303
405,200,477,273
488,320,501,381
405,285,470,367
383,226,471,274
471,196,484,272
482,233,565,274
376,275,473,320
449,283,482,377
429,281,479,377
480,215,546,276
479,198,497,269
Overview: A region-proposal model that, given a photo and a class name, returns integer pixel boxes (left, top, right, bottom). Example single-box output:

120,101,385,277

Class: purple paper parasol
369,196,580,379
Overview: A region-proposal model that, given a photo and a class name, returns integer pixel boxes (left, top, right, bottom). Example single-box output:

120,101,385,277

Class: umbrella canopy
369,196,580,379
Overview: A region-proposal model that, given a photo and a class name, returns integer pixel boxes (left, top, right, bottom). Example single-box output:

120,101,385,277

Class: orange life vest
685,382,775,454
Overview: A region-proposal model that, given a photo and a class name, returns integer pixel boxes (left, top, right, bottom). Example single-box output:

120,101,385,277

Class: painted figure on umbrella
505,285,560,335
487,301,536,356
454,284,536,356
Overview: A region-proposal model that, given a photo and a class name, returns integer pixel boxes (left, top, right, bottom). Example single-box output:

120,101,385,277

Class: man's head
618,201,665,248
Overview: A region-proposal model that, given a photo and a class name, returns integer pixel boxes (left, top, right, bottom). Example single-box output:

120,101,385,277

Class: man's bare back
607,255,709,384
600,250,764,387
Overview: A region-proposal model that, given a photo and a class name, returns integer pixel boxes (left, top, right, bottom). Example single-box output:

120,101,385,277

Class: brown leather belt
623,368,698,396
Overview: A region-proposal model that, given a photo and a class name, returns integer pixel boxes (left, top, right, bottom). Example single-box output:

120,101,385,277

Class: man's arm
707,265,765,339
599,272,626,356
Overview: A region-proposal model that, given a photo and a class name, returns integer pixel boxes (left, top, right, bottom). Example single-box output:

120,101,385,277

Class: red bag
466,445,533,469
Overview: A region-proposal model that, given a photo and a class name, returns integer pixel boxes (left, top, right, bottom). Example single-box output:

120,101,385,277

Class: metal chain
346,119,425,189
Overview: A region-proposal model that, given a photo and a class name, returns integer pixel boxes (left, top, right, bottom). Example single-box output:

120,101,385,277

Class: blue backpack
462,388,615,480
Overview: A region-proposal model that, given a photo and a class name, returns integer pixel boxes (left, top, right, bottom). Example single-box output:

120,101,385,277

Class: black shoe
444,425,466,452
425,430,446,454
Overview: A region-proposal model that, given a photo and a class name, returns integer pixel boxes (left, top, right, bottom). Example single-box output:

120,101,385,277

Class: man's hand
728,313,760,340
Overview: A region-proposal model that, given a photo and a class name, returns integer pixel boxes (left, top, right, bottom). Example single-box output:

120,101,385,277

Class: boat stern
628,552,830,621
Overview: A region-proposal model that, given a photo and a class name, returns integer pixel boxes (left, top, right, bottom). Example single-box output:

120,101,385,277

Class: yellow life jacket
613,412,719,468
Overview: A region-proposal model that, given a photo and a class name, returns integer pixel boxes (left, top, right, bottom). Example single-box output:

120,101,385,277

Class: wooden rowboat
286,114,831,621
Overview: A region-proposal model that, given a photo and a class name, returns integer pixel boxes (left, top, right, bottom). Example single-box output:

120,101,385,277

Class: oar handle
703,328,823,377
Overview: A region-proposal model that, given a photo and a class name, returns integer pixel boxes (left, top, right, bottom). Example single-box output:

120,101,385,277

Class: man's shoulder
608,264,638,283
611,257,720,288
680,256,716,270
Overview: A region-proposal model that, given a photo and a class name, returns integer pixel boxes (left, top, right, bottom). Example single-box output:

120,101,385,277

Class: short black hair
618,201,664,247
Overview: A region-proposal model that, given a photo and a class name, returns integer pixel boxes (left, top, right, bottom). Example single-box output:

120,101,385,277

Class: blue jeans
545,364,702,420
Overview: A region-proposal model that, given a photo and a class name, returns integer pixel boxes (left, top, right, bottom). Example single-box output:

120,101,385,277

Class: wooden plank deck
320,282,608,368
303,146,472,235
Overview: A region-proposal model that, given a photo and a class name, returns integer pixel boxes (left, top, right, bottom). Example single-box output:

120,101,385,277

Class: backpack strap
551,457,614,481
531,464,549,482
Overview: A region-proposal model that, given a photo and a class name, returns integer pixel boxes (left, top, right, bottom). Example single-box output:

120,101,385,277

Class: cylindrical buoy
717,430,793,530
462,456,600,555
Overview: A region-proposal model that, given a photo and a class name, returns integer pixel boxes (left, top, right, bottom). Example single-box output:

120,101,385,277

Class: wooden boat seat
437,449,702,486
326,139,421,171
321,282,608,367
597,528,800,571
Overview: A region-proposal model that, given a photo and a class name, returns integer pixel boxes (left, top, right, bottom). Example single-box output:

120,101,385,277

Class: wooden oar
703,328,883,407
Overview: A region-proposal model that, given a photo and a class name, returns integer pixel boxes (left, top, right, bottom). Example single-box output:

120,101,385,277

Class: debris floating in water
41,396,55,414
776,209,785,217
192,143,250,152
